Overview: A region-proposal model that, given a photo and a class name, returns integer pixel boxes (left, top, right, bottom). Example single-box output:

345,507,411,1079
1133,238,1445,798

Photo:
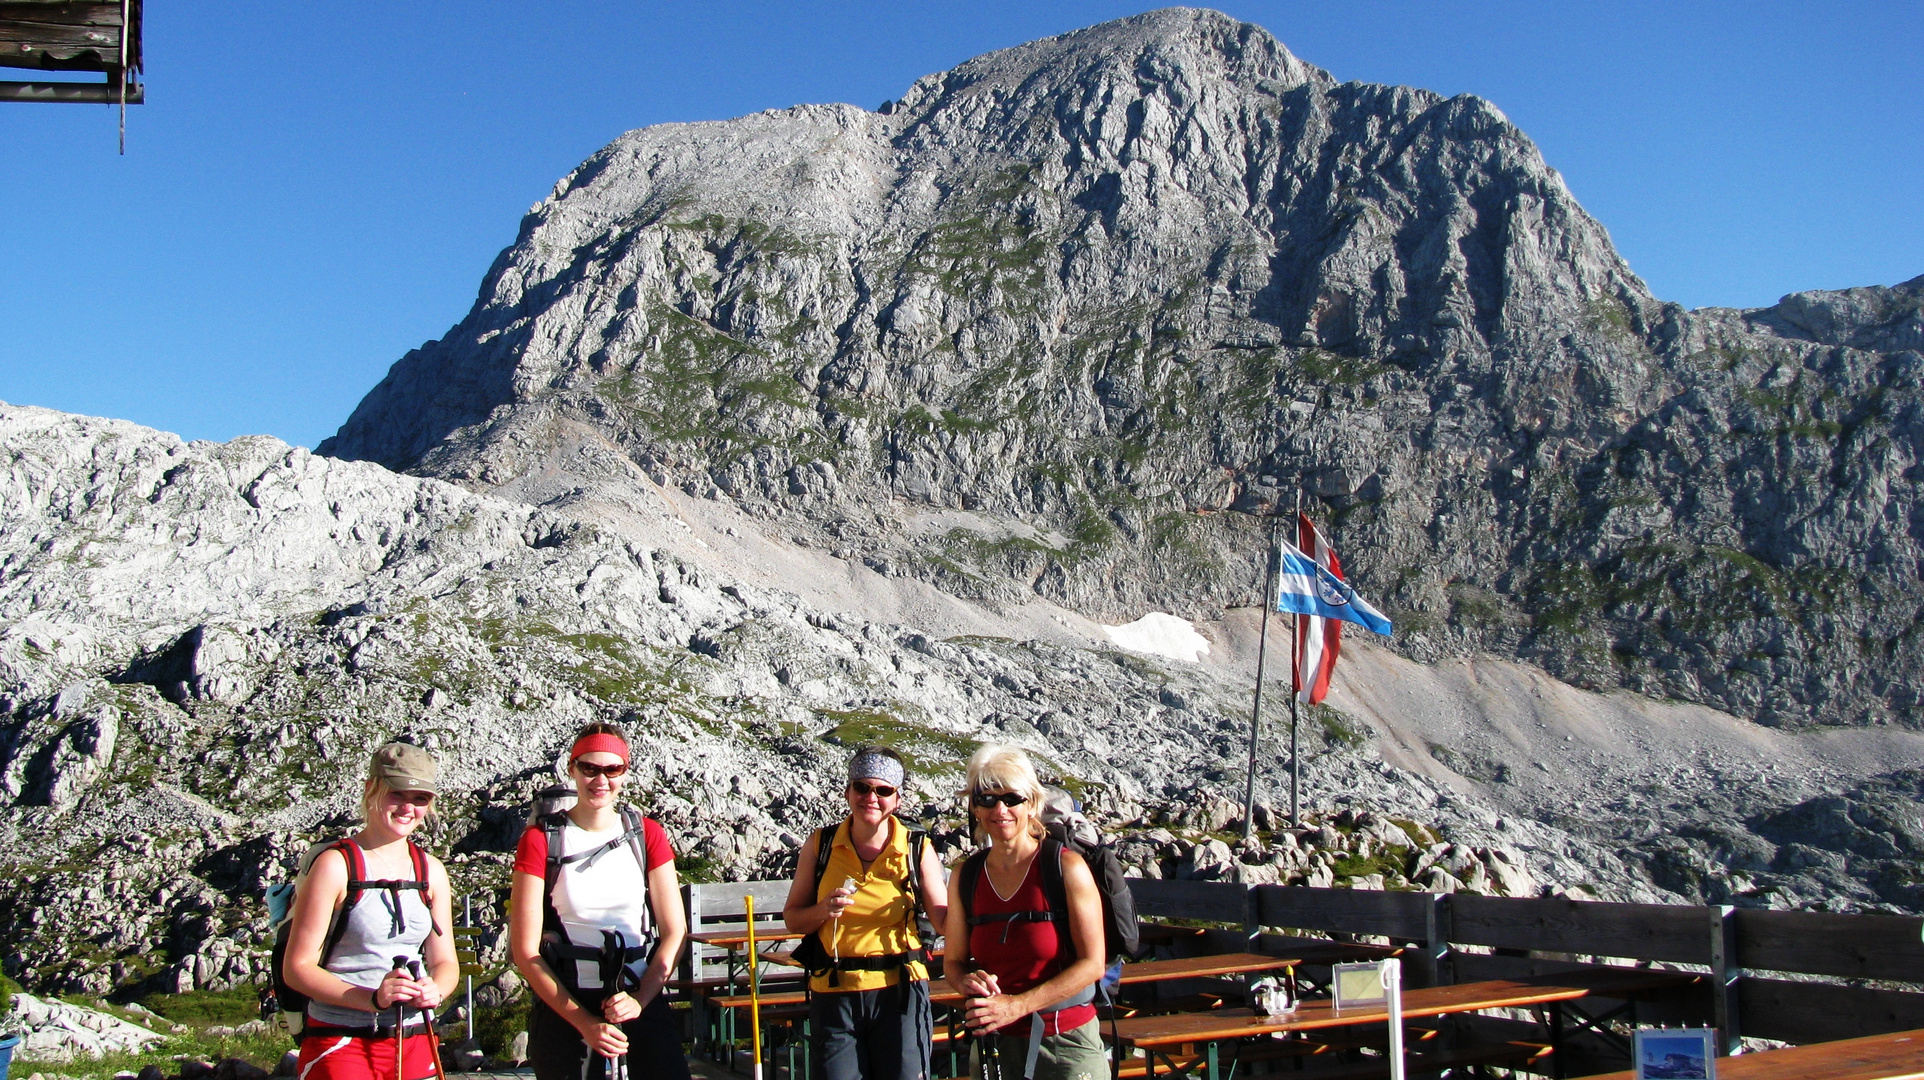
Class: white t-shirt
550,821,651,989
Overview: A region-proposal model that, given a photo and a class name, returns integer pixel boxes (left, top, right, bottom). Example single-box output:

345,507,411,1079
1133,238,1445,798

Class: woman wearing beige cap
283,742,458,1080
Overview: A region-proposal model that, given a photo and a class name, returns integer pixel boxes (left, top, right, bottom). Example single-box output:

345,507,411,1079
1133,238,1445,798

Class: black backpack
532,796,657,996
788,818,934,984
266,838,434,1037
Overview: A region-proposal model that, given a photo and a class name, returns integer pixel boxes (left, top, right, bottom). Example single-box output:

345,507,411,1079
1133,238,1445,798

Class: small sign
1331,961,1388,1010
459,964,488,976
453,926,483,936
1633,1029,1716,1079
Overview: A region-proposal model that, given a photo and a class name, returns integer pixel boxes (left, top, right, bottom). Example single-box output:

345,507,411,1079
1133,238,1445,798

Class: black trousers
529,991,689,1080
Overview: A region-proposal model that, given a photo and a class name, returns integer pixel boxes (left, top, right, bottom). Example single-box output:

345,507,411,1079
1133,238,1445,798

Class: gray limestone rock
319,8,1922,732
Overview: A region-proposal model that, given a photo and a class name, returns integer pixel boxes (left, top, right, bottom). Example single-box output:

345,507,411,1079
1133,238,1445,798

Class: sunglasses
849,781,898,799
573,761,628,779
971,791,1027,809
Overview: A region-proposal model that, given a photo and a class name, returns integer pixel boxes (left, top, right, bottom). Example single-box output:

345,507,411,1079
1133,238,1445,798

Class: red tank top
966,851,1096,1035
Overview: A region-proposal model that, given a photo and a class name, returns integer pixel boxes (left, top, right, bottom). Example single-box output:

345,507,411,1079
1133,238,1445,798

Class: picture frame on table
1633,1028,1716,1079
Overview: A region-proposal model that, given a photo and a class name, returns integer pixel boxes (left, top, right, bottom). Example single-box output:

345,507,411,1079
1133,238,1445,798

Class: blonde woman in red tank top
944,746,1105,1080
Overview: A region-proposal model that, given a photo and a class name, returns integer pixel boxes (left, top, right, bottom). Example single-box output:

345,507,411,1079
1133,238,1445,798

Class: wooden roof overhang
0,0,144,104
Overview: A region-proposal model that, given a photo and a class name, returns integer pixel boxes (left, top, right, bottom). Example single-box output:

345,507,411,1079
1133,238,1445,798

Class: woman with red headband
509,722,689,1080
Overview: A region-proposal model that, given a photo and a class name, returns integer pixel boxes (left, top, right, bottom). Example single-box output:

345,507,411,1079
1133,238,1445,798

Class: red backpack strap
319,840,365,964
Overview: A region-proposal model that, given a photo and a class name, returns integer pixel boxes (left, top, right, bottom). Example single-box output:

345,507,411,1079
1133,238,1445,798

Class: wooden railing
1138,879,1924,1054
680,876,1924,1057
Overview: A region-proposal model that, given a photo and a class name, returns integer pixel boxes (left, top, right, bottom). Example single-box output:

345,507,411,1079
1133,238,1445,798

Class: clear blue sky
2,1,1917,449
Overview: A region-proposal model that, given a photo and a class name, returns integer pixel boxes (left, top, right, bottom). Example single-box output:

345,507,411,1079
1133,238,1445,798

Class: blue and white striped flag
1275,538,1393,637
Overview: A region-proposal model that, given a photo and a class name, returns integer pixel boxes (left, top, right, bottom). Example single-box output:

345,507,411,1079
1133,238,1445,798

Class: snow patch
1103,612,1210,663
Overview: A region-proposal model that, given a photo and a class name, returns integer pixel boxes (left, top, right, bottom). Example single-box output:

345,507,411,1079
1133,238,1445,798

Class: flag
1273,537,1393,637
1295,514,1341,704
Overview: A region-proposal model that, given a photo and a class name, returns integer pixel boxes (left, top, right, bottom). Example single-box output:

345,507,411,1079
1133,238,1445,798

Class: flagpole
1242,514,1279,842
1290,488,1302,828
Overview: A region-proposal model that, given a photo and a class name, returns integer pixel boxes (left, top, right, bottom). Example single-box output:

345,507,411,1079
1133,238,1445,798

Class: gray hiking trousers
809,980,932,1080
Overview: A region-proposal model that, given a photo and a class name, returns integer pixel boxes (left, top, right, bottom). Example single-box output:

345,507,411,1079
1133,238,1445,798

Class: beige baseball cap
370,741,438,794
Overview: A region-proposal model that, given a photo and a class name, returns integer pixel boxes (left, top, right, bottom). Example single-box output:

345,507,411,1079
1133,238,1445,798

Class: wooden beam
1252,883,1434,940
1449,894,1712,963
1127,878,1249,924
1734,907,1924,982
0,78,139,102
0,3,133,73
1739,977,1924,1046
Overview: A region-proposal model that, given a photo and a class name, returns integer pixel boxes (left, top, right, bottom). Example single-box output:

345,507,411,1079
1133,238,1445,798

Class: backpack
532,795,657,996
957,788,1140,968
266,838,434,1037
787,818,934,984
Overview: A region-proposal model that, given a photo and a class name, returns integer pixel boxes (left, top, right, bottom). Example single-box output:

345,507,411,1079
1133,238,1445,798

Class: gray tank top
306,841,437,1031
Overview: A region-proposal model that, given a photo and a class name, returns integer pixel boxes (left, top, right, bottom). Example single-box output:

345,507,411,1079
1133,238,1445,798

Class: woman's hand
602,991,640,1024
823,884,856,918
372,969,420,1009
579,1020,629,1058
962,991,1024,1033
410,974,444,1010
955,969,1000,999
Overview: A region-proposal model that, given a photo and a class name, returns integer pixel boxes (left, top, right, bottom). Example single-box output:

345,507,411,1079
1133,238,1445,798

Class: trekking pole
407,960,448,1080
390,956,410,1080
598,930,627,1080
746,895,764,1080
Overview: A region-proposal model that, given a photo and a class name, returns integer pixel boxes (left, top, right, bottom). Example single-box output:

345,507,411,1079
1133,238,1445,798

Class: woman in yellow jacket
783,747,949,1080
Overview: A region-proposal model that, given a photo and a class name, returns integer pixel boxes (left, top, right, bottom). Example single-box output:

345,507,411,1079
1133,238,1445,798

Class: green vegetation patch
139,986,263,1026
815,708,982,777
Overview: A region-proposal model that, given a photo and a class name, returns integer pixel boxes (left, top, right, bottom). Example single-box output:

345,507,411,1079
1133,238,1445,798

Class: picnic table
688,928,806,949
1574,1027,1924,1080
688,926,804,984
1111,979,1590,1080
1110,969,1706,1080
927,952,1301,1005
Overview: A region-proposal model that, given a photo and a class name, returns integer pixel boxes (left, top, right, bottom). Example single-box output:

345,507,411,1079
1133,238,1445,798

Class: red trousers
296,1030,439,1080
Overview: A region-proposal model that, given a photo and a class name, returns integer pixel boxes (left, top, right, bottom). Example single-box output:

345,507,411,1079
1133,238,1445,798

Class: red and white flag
1293,513,1342,704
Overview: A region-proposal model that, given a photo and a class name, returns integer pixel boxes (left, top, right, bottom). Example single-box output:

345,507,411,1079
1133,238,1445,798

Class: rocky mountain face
3,402,1628,999
321,7,1924,732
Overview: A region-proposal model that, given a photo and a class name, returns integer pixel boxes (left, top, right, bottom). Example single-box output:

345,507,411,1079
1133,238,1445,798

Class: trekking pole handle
407,959,425,1016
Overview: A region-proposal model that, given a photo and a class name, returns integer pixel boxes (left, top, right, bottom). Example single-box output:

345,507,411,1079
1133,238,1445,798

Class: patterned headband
849,751,905,789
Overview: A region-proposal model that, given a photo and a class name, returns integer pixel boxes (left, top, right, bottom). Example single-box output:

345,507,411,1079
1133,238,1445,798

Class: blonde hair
964,744,1046,844
361,775,437,828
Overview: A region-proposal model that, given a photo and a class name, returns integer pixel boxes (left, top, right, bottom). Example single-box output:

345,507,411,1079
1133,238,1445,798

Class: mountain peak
891,7,1330,119
322,10,1921,733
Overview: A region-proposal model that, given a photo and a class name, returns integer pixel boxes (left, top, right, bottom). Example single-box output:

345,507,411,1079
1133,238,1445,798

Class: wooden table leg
1550,1000,1566,1080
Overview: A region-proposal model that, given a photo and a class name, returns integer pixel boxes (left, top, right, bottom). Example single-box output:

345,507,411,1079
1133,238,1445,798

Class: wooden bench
1574,1027,1924,1079
1278,1041,1552,1079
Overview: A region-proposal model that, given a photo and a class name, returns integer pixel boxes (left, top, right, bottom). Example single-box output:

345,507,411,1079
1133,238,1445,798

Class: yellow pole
746,895,764,1080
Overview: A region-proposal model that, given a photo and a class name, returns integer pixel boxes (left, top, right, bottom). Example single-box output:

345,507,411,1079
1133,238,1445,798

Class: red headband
570,733,630,764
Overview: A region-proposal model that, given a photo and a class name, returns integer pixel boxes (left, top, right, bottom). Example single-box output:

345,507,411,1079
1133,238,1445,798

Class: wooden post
1414,893,1451,990
1710,904,1740,1055
682,882,704,1055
